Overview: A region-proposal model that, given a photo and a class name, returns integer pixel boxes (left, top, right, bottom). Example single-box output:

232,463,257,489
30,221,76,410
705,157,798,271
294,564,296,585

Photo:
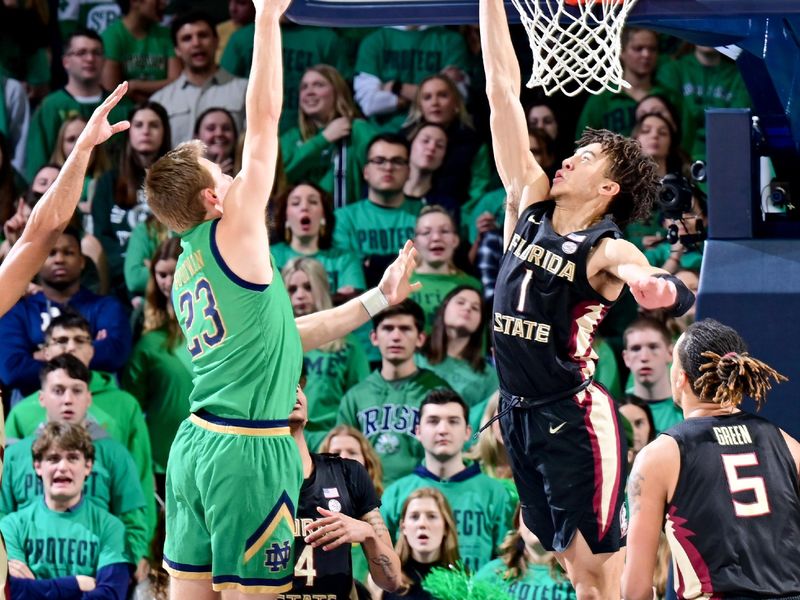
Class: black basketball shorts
499,382,628,554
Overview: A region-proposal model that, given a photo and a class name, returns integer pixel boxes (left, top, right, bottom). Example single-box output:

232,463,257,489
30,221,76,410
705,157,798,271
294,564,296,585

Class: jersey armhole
209,219,270,292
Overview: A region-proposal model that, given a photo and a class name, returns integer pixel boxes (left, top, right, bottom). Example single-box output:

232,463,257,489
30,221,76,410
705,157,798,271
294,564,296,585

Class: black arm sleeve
654,273,696,317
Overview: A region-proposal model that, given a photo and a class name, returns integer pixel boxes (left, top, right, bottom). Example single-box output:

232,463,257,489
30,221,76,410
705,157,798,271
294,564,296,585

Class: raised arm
480,0,550,248
215,0,288,285
223,0,286,224
0,83,129,317
295,241,420,351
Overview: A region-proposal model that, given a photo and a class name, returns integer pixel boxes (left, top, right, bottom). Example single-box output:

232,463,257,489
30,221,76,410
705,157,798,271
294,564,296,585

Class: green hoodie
337,369,450,485
6,370,156,547
0,420,149,563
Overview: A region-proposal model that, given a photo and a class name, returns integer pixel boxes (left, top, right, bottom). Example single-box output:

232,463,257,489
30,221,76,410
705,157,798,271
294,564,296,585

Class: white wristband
359,288,390,317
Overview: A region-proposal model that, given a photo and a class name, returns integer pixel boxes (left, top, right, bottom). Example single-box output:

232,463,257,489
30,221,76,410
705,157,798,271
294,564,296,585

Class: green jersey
1,498,129,579
220,23,345,133
174,219,302,420
25,88,131,181
0,423,148,562
354,27,470,130
280,119,377,206
337,369,450,485
408,271,482,332
121,328,193,473
474,559,577,600
333,198,421,259
415,354,497,409
303,338,370,451
270,243,366,293
381,463,515,572
658,53,750,160
101,19,173,82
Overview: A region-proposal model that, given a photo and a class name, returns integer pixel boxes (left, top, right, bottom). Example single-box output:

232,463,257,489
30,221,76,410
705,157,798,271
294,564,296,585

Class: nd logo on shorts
243,491,296,571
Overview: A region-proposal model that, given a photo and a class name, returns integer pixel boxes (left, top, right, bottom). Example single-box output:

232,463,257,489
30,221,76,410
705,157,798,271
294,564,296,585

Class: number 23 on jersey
177,278,228,358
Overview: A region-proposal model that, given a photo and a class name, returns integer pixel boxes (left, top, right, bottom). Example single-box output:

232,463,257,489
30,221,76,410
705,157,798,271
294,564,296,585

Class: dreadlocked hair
576,128,660,228
678,318,787,409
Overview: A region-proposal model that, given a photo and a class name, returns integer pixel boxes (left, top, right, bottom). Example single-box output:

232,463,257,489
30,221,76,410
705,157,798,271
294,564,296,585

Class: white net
508,0,639,96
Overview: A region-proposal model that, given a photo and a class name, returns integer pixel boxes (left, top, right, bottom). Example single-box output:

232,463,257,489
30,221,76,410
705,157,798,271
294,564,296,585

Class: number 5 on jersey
177,278,227,358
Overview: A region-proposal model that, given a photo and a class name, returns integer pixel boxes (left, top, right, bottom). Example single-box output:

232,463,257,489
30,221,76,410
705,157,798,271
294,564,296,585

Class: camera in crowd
656,163,707,249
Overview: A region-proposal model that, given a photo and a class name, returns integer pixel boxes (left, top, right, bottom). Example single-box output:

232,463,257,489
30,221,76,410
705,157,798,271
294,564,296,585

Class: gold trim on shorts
189,413,290,437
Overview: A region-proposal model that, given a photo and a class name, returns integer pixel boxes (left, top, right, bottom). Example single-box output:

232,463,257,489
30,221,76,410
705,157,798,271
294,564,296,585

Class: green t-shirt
1,498,129,579
270,243,366,293
280,119,377,206
408,271,482,332
101,19,173,81
381,463,515,572
124,220,169,296
333,198,421,259
25,88,132,182
415,354,497,409
303,338,370,451
121,328,193,474
0,426,148,562
593,337,622,402
647,397,684,434
337,369,450,485
176,219,303,420
575,84,671,137
644,242,704,271
658,53,750,160
474,559,577,600
462,187,506,244
220,23,345,133
58,0,120,38
354,27,470,130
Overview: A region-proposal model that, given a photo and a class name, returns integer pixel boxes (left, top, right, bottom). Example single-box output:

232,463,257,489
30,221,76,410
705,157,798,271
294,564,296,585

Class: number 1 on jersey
517,268,534,311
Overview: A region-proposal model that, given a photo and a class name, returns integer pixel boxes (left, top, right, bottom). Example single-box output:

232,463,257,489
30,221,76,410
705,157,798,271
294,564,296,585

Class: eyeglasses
415,228,455,238
65,49,104,58
367,156,409,168
48,335,93,347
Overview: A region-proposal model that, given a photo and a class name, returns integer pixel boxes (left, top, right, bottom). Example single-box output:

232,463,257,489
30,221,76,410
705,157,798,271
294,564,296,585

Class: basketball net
508,0,639,96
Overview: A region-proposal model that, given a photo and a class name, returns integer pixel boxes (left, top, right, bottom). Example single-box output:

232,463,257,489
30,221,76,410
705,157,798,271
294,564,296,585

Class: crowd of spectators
0,1,750,597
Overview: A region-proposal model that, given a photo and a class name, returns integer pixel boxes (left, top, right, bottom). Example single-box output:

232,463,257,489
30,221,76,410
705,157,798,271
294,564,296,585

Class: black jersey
663,412,800,599
279,453,380,600
492,201,622,399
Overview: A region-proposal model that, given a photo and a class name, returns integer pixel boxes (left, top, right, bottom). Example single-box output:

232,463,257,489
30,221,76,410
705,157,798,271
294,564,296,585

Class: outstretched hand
378,240,421,305
630,276,677,310
75,82,130,152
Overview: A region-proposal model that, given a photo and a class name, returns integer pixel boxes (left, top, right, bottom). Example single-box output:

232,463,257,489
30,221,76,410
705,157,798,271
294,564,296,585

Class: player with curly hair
479,0,696,596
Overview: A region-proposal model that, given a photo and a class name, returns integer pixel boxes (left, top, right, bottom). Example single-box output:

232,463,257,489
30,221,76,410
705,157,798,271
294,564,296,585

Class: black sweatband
391,80,403,96
654,273,695,317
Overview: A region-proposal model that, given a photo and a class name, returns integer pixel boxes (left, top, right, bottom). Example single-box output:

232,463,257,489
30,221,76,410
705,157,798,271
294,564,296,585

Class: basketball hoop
508,0,639,96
